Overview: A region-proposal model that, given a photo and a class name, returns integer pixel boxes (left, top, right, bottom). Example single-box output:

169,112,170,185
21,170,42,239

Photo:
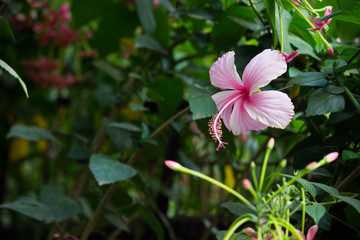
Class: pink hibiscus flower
308,6,333,32
209,50,294,150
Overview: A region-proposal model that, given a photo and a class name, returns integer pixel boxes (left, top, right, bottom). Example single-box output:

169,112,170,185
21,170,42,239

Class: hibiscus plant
0,0,359,240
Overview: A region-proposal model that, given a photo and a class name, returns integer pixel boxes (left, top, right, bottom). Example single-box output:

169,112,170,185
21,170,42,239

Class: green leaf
342,150,360,160
110,122,141,132
92,2,137,56
0,197,54,222
275,6,291,54
71,0,113,27
40,185,80,221
138,206,164,240
104,118,133,152
228,16,260,32
89,154,137,186
221,202,256,216
187,86,218,120
0,16,15,42
296,178,317,199
334,195,360,214
136,0,156,34
93,61,123,82
324,85,344,94
262,0,277,47
216,231,246,240
288,34,320,60
306,204,326,225
305,92,345,117
311,182,339,196
0,59,28,98
211,6,254,50
288,72,328,87
105,213,130,232
7,124,59,145
134,35,167,54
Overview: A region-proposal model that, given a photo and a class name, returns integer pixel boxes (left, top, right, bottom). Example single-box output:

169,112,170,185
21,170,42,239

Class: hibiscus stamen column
209,93,244,151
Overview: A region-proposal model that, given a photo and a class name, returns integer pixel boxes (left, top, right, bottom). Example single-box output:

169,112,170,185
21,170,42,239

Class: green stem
347,48,360,64
277,1,284,52
258,146,272,192
176,165,253,207
224,216,252,240
301,188,306,233
338,79,360,115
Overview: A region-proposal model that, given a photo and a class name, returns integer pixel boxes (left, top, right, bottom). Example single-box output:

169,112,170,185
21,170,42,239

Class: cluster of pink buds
21,56,90,90
32,3,80,46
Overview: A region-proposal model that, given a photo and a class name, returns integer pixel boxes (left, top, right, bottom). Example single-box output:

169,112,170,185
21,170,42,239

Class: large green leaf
187,86,218,120
334,195,360,214
138,205,164,240
134,35,167,54
288,72,328,87
288,34,320,60
211,6,255,50
216,230,246,240
305,92,345,117
0,16,15,42
7,124,59,145
306,204,326,225
0,59,28,98
93,2,137,56
89,154,137,186
296,178,317,199
342,150,360,161
311,182,339,196
136,0,156,34
0,197,54,222
40,185,80,221
221,202,256,216
104,118,133,152
93,61,123,82
71,0,113,27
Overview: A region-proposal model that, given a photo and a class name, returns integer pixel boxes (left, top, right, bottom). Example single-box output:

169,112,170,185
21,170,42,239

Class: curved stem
224,216,252,240
258,146,272,192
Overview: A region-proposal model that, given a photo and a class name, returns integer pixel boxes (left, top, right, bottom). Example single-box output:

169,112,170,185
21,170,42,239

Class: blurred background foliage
0,0,359,239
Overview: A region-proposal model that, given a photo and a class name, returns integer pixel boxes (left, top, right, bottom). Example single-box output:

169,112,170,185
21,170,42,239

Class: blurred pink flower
327,47,334,56
292,0,300,5
308,6,333,32
295,225,318,240
209,50,294,150
281,50,300,62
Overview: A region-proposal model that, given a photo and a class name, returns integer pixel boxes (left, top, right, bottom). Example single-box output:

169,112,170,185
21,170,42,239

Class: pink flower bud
325,152,338,163
242,179,252,189
165,160,180,170
267,138,275,149
306,161,318,171
327,47,334,56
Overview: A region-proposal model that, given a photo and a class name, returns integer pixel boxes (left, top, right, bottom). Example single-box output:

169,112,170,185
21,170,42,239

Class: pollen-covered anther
208,114,227,151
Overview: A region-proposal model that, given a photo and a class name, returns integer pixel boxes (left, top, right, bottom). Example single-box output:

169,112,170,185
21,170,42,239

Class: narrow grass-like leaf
0,59,28,97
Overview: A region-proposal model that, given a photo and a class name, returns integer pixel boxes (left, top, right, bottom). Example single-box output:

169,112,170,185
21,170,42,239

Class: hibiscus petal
306,225,318,240
307,27,323,31
244,91,294,129
242,49,287,93
212,90,240,131
229,96,267,135
324,6,333,25
210,51,243,90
